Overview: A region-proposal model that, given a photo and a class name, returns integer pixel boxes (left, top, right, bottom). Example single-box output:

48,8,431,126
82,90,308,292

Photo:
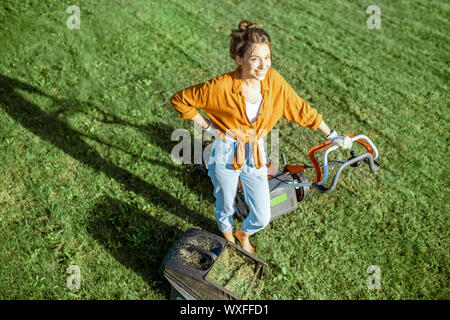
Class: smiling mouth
255,71,266,76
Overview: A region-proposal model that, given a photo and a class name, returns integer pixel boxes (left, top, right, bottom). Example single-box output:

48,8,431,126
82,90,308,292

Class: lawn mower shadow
88,196,181,297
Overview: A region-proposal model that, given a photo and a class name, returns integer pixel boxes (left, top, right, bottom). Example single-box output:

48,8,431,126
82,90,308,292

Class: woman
170,21,346,254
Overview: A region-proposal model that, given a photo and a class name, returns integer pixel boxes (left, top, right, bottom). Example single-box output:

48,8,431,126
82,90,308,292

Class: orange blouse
170,66,323,170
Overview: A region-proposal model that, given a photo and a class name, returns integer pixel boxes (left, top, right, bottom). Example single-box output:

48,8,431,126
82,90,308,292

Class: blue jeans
207,139,271,235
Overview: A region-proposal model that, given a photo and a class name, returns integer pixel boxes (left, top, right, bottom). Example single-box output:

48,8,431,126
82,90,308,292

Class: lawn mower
198,134,380,221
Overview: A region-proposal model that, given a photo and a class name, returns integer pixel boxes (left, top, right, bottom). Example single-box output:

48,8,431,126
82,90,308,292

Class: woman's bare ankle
222,231,235,244
235,229,255,255
235,229,247,241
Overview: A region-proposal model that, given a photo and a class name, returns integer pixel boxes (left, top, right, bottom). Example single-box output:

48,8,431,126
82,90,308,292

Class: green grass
0,0,448,299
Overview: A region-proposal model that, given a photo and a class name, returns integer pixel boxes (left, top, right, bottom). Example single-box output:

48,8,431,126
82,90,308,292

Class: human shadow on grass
41,84,216,206
0,75,217,240
76,106,217,202
88,195,181,298
76,103,217,199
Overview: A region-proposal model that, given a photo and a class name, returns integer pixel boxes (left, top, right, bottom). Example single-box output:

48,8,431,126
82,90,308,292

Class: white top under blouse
246,97,263,123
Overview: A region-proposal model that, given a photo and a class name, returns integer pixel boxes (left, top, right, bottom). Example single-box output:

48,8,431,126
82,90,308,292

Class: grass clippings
207,245,261,298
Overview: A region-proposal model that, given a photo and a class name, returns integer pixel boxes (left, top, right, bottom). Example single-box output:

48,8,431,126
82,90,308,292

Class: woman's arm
317,121,331,137
170,78,218,133
170,80,213,121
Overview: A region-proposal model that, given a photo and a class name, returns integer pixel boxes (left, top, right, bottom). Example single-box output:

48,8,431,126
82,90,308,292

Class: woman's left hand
327,130,353,149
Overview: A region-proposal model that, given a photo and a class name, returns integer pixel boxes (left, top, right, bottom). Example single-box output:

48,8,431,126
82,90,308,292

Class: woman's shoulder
205,68,239,92
264,67,287,91
266,67,283,80
215,69,237,83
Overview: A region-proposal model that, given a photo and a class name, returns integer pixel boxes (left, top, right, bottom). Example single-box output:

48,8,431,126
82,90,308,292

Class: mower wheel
292,172,310,202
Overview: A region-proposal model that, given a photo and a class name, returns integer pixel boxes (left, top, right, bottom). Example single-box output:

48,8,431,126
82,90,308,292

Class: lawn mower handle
311,152,380,193
307,135,380,193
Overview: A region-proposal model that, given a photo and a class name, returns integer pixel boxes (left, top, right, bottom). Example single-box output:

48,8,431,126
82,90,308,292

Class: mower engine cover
235,171,299,222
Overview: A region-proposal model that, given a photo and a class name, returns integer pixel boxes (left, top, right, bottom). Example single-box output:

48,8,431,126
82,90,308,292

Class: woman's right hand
192,113,218,137
192,113,211,129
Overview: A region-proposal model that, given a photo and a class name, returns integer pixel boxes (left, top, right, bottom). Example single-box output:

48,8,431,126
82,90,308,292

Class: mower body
235,170,310,222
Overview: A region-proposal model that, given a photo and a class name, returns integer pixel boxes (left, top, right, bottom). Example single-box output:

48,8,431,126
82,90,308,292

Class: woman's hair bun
238,20,263,32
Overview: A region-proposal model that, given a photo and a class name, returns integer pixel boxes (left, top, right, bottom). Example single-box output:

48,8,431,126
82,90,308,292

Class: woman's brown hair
229,20,272,61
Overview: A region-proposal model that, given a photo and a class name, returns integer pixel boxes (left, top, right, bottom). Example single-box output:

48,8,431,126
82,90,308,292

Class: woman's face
236,43,272,81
